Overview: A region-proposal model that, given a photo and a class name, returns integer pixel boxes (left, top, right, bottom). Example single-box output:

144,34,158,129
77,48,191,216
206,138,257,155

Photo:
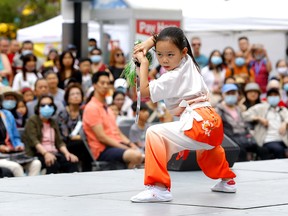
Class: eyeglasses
115,53,124,57
192,43,201,47
69,92,81,97
40,104,53,107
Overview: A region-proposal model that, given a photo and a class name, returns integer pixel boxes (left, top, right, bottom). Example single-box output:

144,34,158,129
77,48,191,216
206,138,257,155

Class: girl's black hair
153,27,200,72
22,53,39,81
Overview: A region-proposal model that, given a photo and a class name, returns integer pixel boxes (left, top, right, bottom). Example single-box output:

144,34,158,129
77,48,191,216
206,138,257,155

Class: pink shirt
41,122,58,153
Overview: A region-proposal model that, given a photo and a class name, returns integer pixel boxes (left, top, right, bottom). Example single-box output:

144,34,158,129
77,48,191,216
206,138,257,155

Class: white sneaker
211,179,237,193
131,185,173,203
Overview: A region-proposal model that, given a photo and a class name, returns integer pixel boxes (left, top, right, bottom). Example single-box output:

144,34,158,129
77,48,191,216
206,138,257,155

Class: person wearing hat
248,44,272,94
241,82,262,111
216,84,265,161
243,88,288,159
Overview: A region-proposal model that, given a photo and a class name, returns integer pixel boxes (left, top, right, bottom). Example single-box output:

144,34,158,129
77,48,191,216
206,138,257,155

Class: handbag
232,132,258,148
8,151,35,165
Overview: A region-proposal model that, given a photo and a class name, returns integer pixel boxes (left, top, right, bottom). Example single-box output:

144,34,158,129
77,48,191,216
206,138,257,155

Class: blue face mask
88,46,94,52
224,95,238,106
90,55,102,63
235,57,245,67
211,56,223,66
267,96,280,107
2,100,17,110
22,50,33,56
40,105,55,119
255,54,264,61
283,83,288,92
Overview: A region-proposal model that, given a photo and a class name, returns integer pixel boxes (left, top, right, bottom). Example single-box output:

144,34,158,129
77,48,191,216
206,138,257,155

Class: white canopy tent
17,0,288,64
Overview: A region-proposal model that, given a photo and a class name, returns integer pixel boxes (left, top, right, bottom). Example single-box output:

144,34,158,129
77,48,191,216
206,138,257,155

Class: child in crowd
129,101,150,150
130,27,236,203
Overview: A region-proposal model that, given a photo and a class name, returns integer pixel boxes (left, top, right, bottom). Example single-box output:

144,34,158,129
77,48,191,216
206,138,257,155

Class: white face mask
277,67,288,75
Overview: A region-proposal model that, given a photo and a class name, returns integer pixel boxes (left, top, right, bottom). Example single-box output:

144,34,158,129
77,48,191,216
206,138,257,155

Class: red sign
136,20,181,36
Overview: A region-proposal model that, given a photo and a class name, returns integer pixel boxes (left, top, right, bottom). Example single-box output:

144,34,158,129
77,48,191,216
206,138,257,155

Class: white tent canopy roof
125,0,288,32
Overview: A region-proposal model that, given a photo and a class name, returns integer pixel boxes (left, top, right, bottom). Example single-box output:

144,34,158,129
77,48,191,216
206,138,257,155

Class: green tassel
121,40,153,87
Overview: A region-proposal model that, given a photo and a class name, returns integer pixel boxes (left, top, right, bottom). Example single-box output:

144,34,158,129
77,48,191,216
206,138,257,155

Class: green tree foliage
0,0,60,35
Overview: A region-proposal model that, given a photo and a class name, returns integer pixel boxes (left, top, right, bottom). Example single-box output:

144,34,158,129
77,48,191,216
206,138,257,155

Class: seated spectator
79,58,92,96
15,99,28,128
271,59,288,80
240,82,262,111
58,84,92,171
42,48,59,71
44,70,65,104
145,99,174,123
12,40,43,74
243,88,288,159
26,78,64,118
201,50,226,106
21,87,34,103
57,50,82,90
282,75,288,107
22,95,78,174
113,78,134,118
0,87,27,127
83,72,143,169
262,78,286,107
129,101,150,150
216,84,268,161
12,53,42,92
0,98,41,177
225,51,255,84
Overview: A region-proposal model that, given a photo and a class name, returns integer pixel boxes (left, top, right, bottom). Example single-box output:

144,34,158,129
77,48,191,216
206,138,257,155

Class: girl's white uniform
148,55,214,154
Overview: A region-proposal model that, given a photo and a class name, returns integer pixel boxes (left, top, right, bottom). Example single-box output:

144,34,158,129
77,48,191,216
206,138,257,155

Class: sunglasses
192,43,201,47
40,104,53,107
115,53,124,57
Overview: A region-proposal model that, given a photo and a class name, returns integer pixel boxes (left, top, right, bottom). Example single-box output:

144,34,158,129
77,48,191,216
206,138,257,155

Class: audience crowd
0,35,287,177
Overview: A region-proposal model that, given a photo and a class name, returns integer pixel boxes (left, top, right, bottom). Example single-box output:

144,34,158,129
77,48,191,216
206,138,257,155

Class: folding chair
79,128,126,171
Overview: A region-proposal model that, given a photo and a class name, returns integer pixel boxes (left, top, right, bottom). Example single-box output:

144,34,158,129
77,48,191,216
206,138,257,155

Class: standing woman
22,95,79,174
109,47,126,80
57,50,82,89
131,27,236,203
12,54,42,92
201,50,226,106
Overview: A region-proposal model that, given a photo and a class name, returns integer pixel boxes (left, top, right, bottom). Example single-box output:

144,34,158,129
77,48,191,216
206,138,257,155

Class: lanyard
135,72,140,123
254,60,264,75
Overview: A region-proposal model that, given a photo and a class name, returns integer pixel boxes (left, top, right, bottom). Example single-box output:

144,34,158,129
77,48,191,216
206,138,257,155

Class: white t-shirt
201,65,226,92
12,72,42,91
149,55,209,112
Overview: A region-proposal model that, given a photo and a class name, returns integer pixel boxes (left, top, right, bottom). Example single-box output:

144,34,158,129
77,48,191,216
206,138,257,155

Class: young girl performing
130,27,236,203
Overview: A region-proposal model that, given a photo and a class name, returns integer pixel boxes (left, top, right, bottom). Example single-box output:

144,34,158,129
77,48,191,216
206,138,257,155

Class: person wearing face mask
274,59,288,80
225,51,255,84
0,87,27,127
243,88,288,159
12,53,42,92
202,50,226,107
248,44,272,94
216,84,266,161
282,75,288,107
22,95,79,174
